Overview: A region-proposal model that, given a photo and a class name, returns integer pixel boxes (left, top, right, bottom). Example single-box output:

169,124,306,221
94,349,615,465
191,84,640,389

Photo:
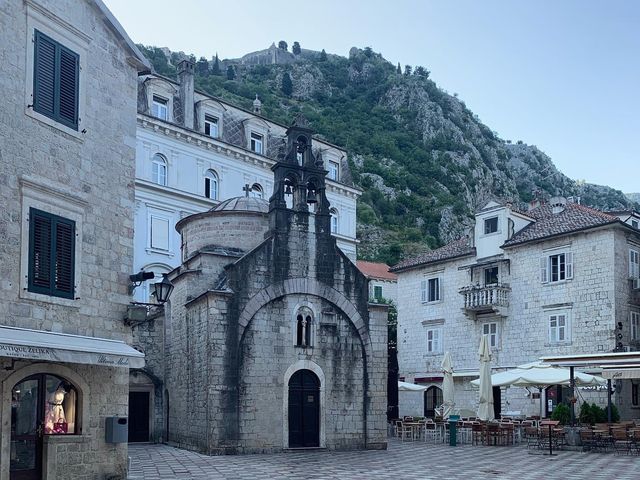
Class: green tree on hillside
211,53,220,75
319,49,327,61
226,65,236,80
196,57,209,76
281,72,293,96
278,40,288,51
292,41,301,55
396,62,401,74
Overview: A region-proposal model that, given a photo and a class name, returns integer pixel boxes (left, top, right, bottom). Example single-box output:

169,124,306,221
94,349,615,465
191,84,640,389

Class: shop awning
0,326,144,368
601,365,640,380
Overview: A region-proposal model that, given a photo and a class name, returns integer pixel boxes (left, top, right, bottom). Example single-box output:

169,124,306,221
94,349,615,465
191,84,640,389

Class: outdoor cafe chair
579,429,596,452
398,421,414,442
612,428,633,455
471,422,485,446
423,421,440,444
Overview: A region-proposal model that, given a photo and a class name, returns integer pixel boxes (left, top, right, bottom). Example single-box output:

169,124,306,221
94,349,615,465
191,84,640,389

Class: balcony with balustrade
459,283,511,317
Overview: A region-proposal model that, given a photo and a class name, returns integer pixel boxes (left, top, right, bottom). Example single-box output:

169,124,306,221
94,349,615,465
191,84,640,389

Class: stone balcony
459,283,511,316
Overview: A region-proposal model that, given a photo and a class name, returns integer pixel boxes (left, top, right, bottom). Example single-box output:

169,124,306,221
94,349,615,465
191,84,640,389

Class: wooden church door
288,369,320,448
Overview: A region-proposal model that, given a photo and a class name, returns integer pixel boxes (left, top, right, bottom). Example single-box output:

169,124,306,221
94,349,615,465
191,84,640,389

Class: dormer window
328,161,339,181
484,217,499,235
152,95,168,121
204,115,218,137
633,220,639,229
250,132,263,154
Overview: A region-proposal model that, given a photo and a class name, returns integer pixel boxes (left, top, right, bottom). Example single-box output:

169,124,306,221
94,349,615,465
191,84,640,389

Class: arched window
204,169,218,200
330,208,339,234
11,374,78,437
151,154,167,186
295,307,313,347
250,183,263,199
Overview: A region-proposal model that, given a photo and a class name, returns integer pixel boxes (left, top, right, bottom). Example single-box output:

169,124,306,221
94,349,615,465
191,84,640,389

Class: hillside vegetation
139,45,637,265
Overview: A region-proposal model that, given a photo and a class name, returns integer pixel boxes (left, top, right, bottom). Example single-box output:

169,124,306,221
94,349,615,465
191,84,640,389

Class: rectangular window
250,132,263,154
152,159,167,186
33,30,79,130
632,383,639,407
152,95,168,121
541,252,573,283
483,322,498,348
373,285,383,301
549,313,569,343
632,220,639,229
632,310,639,341
328,161,339,181
28,208,75,299
484,217,499,235
421,277,441,303
630,249,640,289
426,328,442,353
204,115,218,137
484,266,499,286
150,216,170,251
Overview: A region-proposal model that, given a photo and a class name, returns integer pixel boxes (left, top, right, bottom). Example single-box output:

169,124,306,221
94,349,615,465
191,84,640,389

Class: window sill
546,341,573,347
544,279,572,286
19,288,80,307
145,248,174,257
425,351,443,356
422,300,443,305
26,108,83,141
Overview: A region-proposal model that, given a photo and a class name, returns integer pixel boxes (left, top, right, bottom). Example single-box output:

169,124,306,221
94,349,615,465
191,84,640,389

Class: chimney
177,60,195,129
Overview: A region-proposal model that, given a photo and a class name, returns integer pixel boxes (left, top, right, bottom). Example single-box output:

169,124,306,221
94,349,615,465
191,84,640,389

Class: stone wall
0,0,141,477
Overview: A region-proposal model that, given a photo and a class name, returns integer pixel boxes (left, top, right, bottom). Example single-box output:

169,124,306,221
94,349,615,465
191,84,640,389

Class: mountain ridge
138,43,638,264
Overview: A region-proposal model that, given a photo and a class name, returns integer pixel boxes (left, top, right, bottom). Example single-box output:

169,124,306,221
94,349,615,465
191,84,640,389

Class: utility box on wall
105,416,128,443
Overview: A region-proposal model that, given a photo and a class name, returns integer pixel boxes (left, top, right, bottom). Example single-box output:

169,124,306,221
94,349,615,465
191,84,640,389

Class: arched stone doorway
424,386,443,419
288,369,320,448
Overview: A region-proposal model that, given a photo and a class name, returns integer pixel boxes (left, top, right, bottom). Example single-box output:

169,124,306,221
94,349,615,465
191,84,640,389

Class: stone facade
133,119,387,454
393,200,640,420
132,65,360,304
0,1,147,478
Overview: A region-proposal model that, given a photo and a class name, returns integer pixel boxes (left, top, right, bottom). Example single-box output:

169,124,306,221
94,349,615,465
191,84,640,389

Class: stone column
365,302,389,450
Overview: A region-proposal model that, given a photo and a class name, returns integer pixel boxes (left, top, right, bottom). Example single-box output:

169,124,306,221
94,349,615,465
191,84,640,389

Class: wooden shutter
29,210,53,292
630,250,640,289
421,280,426,302
565,252,573,279
33,31,56,118
33,30,79,130
28,208,75,298
58,46,79,128
53,218,75,297
540,257,548,283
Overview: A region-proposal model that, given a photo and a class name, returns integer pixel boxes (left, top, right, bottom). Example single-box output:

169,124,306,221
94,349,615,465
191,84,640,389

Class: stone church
133,117,388,453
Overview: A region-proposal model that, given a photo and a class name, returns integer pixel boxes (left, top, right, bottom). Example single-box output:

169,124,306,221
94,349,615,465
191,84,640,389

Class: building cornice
137,114,361,199
135,179,218,207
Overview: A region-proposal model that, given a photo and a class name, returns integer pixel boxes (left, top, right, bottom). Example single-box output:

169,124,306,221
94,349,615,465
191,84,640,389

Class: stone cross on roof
242,184,251,197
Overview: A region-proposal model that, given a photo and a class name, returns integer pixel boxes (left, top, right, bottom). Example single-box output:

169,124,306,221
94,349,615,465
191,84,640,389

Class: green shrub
550,403,570,425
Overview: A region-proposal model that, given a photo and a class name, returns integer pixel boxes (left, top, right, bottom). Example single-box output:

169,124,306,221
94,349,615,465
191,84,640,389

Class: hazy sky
104,0,639,193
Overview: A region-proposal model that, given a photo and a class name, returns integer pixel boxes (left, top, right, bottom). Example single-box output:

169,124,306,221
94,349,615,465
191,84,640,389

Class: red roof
356,261,398,281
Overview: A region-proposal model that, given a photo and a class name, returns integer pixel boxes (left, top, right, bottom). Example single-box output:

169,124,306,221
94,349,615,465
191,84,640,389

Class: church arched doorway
288,369,320,448
424,386,443,419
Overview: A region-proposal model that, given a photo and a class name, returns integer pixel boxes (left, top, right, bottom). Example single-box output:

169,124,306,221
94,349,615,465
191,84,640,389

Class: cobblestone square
129,438,640,479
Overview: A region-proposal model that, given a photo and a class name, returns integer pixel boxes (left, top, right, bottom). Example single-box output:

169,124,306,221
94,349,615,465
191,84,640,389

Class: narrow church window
295,312,313,347
330,208,339,234
250,132,263,154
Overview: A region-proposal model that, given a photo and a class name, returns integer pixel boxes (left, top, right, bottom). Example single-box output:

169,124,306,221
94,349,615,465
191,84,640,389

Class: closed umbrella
477,335,494,421
441,351,455,419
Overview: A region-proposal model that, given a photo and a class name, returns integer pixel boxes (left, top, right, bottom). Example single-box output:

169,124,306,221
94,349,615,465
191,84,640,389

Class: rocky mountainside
139,44,638,264
627,193,640,204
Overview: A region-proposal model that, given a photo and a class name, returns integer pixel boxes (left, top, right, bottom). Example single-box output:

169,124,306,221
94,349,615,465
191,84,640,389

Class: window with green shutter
33,30,79,130
28,208,76,299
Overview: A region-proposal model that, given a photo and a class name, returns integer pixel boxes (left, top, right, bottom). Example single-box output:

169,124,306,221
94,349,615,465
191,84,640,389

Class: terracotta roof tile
356,261,397,281
502,202,618,247
390,237,475,272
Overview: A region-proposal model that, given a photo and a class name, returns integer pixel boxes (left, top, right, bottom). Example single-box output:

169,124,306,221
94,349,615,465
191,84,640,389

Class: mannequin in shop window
44,381,73,434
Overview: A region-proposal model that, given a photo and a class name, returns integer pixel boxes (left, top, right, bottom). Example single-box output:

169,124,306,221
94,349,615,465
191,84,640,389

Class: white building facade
392,200,640,420
133,62,360,301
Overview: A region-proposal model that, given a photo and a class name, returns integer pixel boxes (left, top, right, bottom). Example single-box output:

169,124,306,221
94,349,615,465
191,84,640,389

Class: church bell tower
268,114,330,236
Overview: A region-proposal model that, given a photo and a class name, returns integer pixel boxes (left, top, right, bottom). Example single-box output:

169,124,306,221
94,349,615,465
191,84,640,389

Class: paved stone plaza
129,439,640,479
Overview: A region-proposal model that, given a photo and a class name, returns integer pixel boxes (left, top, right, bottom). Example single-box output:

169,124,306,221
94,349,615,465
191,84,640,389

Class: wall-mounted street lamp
125,270,174,326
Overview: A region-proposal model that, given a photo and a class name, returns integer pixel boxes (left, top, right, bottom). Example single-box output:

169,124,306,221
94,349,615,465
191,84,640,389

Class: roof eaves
390,250,475,274
93,0,151,71
502,220,620,249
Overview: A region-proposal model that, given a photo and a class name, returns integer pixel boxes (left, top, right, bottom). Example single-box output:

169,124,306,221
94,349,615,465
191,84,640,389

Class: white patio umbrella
477,335,494,421
441,351,455,419
398,381,428,391
470,361,605,418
